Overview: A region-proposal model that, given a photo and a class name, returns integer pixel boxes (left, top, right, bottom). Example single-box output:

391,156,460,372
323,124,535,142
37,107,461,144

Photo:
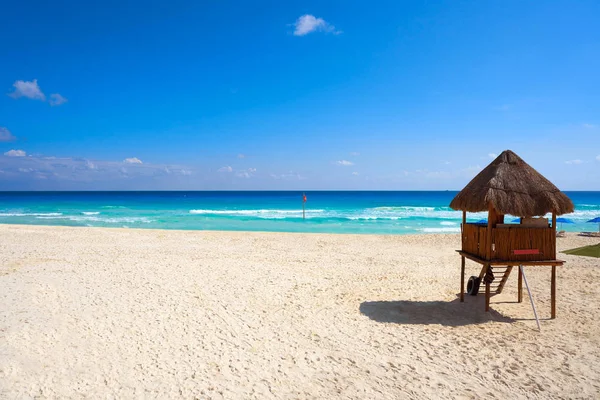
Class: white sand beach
1,224,599,399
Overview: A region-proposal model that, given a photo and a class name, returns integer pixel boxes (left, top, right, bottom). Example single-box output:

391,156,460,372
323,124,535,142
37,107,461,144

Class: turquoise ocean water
0,191,599,235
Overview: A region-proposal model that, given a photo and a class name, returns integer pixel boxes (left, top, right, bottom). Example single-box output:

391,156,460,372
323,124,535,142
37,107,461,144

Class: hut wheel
467,276,481,296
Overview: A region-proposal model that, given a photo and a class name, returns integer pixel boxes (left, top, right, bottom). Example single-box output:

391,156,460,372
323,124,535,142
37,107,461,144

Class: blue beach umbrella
587,217,600,232
555,217,574,230
475,219,487,224
511,218,521,223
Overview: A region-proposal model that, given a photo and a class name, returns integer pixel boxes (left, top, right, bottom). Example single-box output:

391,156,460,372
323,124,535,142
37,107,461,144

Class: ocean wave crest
0,212,63,217
35,215,152,224
421,227,462,233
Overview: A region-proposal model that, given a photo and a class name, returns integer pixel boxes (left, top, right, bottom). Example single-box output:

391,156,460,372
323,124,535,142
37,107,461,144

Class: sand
1,224,599,399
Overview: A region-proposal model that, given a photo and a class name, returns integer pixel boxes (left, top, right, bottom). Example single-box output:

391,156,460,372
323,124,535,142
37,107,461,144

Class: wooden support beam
518,266,523,303
551,265,556,319
460,256,465,302
552,212,557,259
486,203,494,261
485,267,491,312
456,251,565,266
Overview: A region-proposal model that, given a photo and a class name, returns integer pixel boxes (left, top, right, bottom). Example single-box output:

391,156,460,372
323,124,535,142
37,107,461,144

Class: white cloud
334,160,354,166
565,159,583,165
352,171,359,176
49,93,68,106
350,152,360,156
237,154,245,159
218,166,233,172
0,153,195,189
583,123,596,129
235,167,257,178
596,155,600,162
269,171,305,180
0,127,16,142
124,157,143,164
85,160,97,170
8,79,46,101
293,14,341,36
4,149,26,157
488,153,497,159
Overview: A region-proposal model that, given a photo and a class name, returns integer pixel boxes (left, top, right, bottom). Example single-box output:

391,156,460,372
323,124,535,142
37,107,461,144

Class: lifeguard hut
450,150,574,318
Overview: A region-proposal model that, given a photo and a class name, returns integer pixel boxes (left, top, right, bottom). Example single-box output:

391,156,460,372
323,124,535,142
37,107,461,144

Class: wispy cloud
7,79,67,106
124,157,143,164
4,149,26,157
0,127,16,142
8,79,46,101
494,104,511,111
352,171,359,176
582,123,596,129
350,152,360,156
49,93,68,106
334,160,354,166
269,171,305,180
218,166,233,172
237,154,245,159
565,159,583,165
596,155,600,162
0,153,194,188
292,14,341,36
235,167,257,178
488,153,497,159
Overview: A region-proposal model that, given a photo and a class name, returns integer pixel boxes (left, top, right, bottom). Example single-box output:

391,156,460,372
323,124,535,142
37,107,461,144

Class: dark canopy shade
450,150,574,217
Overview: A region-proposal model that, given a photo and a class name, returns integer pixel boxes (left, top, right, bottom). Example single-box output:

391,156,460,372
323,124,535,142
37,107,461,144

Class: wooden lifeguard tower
450,150,574,318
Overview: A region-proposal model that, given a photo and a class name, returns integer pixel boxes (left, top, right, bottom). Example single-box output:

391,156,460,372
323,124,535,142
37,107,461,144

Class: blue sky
1,0,599,190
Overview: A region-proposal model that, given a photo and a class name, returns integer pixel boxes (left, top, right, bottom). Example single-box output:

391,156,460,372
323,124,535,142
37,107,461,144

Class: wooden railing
492,227,555,261
462,223,488,259
462,223,556,261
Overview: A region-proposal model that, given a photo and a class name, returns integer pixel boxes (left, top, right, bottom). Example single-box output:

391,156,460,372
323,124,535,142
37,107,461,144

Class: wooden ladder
479,265,513,294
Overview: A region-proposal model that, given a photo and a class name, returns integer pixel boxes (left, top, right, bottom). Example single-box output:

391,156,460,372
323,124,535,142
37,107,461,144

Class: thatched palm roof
450,150,574,217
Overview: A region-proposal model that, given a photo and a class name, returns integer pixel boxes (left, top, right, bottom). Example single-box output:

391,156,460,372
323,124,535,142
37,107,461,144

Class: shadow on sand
359,295,515,326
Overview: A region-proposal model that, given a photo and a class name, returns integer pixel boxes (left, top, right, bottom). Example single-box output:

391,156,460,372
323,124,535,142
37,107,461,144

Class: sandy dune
1,224,599,398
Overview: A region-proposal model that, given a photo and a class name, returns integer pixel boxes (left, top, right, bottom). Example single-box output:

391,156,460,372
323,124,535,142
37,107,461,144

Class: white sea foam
35,215,152,224
0,212,63,217
440,221,457,226
187,207,489,221
82,212,100,215
421,227,461,233
189,209,326,219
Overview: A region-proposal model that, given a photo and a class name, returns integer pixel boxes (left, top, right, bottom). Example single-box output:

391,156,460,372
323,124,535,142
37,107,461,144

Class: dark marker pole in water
302,193,307,220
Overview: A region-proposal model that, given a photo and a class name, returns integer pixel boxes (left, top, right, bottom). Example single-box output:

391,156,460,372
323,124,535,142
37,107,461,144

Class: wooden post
551,265,556,319
486,203,494,261
518,266,523,303
484,203,494,313
485,267,491,312
460,256,465,302
460,211,466,303
552,212,557,259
